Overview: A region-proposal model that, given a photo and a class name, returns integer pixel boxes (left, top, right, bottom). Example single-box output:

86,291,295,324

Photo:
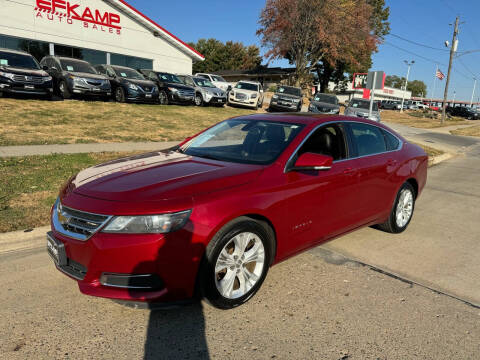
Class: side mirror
42,65,49,71
291,153,333,171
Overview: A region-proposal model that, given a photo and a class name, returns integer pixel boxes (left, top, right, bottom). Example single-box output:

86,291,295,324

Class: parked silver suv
344,98,381,122
177,74,226,106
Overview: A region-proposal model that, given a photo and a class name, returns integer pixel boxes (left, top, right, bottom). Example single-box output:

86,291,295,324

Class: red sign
352,73,368,89
34,0,122,35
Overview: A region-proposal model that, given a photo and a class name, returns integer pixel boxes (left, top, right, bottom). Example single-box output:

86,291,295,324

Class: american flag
436,69,445,80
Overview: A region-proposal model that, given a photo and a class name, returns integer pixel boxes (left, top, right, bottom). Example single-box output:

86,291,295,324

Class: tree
385,75,427,97
188,39,262,73
257,0,390,89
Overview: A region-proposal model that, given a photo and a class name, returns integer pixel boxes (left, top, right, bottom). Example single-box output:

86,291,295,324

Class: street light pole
400,60,414,113
470,78,477,107
441,16,460,124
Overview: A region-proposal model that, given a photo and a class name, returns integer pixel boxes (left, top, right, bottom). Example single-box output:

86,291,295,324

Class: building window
111,53,152,70
0,34,49,61
53,44,107,65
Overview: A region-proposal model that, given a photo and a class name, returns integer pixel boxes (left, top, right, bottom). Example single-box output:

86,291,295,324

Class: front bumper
205,96,226,105
0,80,53,96
269,101,299,112
170,92,194,104
228,95,257,108
48,219,204,303
126,89,159,103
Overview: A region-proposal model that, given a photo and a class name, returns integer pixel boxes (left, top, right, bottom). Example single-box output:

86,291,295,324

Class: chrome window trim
52,198,112,241
284,120,403,173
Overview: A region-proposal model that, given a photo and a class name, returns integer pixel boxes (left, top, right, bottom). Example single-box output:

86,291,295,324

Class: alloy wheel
214,232,265,299
395,188,414,227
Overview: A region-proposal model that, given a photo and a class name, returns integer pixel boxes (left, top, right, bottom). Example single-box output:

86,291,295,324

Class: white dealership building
0,0,203,73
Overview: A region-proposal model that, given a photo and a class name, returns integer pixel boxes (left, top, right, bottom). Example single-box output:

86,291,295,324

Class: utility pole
470,78,477,107
441,16,459,124
401,60,414,113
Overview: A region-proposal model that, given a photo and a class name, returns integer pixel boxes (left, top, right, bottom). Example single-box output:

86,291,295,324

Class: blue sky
127,0,480,102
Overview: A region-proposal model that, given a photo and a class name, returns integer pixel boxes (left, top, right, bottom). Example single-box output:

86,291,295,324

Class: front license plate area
24,85,35,90
47,232,67,266
145,94,152,98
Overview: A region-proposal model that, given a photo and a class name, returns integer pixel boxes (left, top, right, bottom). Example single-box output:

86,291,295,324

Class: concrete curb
428,152,455,167
0,226,49,255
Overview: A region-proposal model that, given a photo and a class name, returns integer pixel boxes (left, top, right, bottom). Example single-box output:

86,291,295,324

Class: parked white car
195,73,231,93
228,80,264,109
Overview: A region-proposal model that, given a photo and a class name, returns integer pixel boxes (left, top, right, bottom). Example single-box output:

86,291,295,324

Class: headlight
272,94,278,99
43,75,52,82
72,77,85,84
128,83,138,91
0,71,15,80
251,93,257,99
102,210,191,234
168,87,178,92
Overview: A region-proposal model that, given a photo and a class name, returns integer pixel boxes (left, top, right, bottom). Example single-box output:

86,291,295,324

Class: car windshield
60,59,96,74
194,78,216,88
211,75,226,82
112,67,144,80
180,119,305,165
235,82,258,91
277,86,302,97
158,72,182,83
350,99,378,111
0,52,40,70
313,94,337,104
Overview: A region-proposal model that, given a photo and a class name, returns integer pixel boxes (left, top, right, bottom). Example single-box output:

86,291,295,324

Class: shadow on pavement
144,302,209,360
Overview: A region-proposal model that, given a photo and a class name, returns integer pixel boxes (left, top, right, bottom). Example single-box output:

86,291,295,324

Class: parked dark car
308,93,340,114
138,69,194,105
446,106,480,120
40,56,111,100
380,100,401,110
268,85,303,112
94,64,159,103
0,48,53,98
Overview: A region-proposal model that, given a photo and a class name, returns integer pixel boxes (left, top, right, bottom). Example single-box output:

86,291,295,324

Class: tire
378,182,416,233
159,90,169,105
199,217,273,309
58,80,71,99
195,93,204,106
254,100,259,110
115,87,126,103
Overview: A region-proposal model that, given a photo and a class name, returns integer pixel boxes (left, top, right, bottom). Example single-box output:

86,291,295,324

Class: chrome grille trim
13,74,44,84
52,198,112,241
178,89,194,97
235,92,247,100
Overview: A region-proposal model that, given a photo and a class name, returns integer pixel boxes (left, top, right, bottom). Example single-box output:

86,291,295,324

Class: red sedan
47,114,428,309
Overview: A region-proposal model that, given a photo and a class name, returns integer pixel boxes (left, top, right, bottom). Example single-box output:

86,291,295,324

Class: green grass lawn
0,98,258,146
0,152,140,233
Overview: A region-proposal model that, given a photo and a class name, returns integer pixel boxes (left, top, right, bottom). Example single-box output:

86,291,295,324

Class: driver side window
298,124,347,161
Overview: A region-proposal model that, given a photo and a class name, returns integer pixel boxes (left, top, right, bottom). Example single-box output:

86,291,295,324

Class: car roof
237,80,260,85
0,47,32,56
233,113,384,126
53,56,90,63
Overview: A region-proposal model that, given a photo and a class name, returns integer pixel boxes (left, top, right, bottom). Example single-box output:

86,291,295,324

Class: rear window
382,130,401,151
349,123,387,156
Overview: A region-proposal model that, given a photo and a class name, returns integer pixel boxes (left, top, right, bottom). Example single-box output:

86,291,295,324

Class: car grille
86,80,103,86
178,89,194,97
140,85,153,92
236,92,247,100
60,258,88,280
13,74,44,84
54,200,112,241
278,97,292,104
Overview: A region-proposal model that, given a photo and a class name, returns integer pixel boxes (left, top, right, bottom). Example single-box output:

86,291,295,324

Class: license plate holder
145,94,152,98
47,232,67,266
24,85,35,90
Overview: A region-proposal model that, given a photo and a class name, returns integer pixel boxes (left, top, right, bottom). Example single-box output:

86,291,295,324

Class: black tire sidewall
201,219,272,309
389,182,416,233
115,87,125,102
159,91,168,105
195,94,203,106
59,81,70,99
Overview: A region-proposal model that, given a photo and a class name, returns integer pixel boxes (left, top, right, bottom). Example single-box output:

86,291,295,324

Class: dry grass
411,142,444,157
380,110,470,128
450,125,480,137
0,98,259,146
0,151,142,233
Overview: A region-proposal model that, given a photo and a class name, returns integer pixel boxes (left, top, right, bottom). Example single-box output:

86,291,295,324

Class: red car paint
49,114,428,303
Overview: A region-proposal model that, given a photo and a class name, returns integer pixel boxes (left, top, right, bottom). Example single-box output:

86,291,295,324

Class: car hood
311,101,338,109
275,93,301,100
0,66,49,77
163,82,194,91
346,107,379,116
68,150,263,202
233,88,257,94
67,72,107,80
120,78,156,87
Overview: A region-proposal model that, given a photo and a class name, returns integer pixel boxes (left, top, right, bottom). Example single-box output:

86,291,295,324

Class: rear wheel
58,80,71,99
378,182,415,233
200,217,273,309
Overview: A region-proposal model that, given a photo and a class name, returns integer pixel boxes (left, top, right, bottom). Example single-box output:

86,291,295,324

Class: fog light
100,273,164,290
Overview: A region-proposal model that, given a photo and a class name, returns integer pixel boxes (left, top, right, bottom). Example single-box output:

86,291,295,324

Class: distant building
214,67,296,88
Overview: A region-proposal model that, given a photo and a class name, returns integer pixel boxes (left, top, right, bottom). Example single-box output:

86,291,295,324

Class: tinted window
111,53,152,70
59,59,96,74
157,73,182,83
313,94,338,104
184,77,195,87
112,66,144,80
298,124,347,161
181,120,304,165
350,123,386,156
382,130,400,151
235,82,258,91
350,99,378,111
0,51,40,69
278,86,302,97
0,35,50,61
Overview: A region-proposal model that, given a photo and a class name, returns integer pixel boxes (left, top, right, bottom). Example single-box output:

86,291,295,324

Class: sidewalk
0,141,178,158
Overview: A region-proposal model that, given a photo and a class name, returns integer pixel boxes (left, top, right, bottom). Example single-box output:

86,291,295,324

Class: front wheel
195,93,203,106
58,80,71,99
378,182,416,233
159,90,169,105
199,217,273,309
115,87,125,103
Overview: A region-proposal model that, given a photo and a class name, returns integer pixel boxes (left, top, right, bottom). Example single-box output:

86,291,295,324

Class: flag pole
432,65,438,105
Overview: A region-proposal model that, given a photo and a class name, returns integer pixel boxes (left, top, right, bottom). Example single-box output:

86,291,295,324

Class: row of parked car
0,47,273,109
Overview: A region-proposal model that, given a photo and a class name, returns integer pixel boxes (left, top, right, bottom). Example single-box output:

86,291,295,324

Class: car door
281,123,364,254
346,122,399,222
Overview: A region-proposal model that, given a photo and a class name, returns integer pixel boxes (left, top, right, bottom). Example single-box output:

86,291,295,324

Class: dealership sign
34,0,122,35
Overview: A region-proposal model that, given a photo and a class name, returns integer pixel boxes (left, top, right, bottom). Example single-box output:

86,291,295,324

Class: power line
387,33,449,52
457,58,480,79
